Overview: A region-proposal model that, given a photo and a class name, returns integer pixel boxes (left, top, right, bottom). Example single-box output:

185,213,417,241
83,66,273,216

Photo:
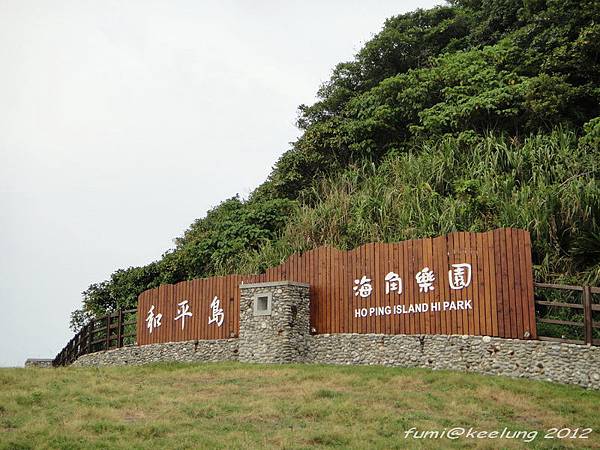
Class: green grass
0,363,598,449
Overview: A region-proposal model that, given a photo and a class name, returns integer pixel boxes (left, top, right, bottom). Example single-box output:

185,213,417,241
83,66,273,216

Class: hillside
2,363,600,449
71,0,600,328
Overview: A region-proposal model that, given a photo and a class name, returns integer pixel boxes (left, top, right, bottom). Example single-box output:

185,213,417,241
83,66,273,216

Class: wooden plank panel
524,231,537,338
309,247,316,332
148,288,156,345
493,229,506,337
323,246,329,333
337,247,344,334
234,275,240,337
169,284,177,343
465,232,473,335
458,233,468,335
200,278,208,341
394,243,401,334
369,243,377,334
487,231,499,336
329,248,335,334
416,238,426,334
342,248,349,334
200,278,207,341
352,247,359,334
486,231,495,336
189,280,196,342
515,231,526,338
461,233,471,334
315,247,322,333
502,229,513,338
347,248,354,334
373,242,381,334
448,233,459,335
334,248,341,334
209,277,216,340
472,232,481,335
358,244,365,333
360,243,368,333
329,246,334,333
322,246,328,333
477,232,489,336
401,240,409,335
225,276,231,339
383,241,392,335
158,285,167,344
136,229,536,344
381,242,388,334
505,229,518,338
406,238,415,335
515,230,535,338
214,275,221,340
424,237,434,335
178,281,186,342
184,281,192,342
433,236,444,335
159,286,167,345
219,277,225,340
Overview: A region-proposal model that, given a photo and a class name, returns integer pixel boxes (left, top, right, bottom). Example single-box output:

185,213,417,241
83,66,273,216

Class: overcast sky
0,0,441,367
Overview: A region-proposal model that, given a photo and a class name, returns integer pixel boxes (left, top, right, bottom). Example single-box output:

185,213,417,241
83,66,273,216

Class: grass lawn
0,362,598,449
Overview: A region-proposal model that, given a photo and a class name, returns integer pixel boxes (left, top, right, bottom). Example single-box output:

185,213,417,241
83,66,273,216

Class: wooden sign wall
136,228,536,345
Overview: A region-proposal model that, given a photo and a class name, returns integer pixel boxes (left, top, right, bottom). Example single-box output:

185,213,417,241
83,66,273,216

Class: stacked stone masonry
72,334,600,389
71,281,600,390
73,339,238,366
238,281,311,364
24,359,53,368
306,334,600,390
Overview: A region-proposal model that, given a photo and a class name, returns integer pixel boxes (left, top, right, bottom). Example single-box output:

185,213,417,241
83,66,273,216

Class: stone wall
68,281,600,390
24,358,53,368
72,339,238,366
239,281,310,363
306,334,600,390
70,333,600,389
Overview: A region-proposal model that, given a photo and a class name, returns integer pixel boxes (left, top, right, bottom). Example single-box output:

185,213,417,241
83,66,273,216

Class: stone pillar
239,281,311,363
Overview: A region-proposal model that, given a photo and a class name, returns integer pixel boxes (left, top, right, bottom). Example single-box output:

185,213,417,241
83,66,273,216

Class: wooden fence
535,283,600,345
137,228,537,345
53,309,136,366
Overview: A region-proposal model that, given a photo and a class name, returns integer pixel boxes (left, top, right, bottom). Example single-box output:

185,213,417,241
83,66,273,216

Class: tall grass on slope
237,129,599,286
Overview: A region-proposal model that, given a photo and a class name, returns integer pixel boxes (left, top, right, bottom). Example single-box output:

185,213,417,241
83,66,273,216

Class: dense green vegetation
72,0,600,329
2,363,599,449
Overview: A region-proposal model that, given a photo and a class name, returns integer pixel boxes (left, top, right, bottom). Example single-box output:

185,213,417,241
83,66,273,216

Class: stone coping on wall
70,333,600,390
239,280,311,289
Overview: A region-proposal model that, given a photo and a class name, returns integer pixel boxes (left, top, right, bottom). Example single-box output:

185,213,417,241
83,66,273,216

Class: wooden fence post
583,286,593,345
117,309,123,348
105,314,110,351
87,321,93,354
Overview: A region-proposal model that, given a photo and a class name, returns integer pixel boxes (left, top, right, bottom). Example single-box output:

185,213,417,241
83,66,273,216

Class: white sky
0,0,442,367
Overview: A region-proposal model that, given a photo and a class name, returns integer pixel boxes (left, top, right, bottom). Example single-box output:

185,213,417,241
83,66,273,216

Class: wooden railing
534,283,600,346
53,309,137,366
